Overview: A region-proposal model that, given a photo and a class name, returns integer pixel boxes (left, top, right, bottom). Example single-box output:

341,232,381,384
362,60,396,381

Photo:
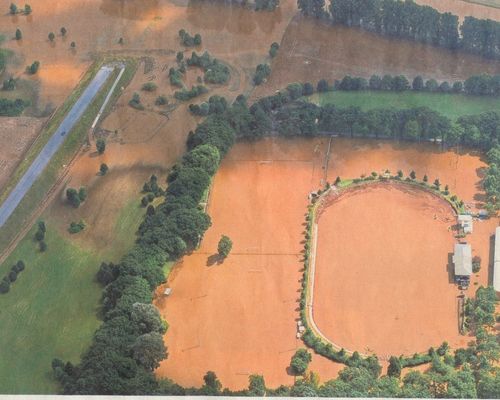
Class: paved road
0,65,115,228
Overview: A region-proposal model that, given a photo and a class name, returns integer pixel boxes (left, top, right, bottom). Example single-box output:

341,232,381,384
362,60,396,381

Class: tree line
52,89,498,394
333,73,500,97
298,0,500,60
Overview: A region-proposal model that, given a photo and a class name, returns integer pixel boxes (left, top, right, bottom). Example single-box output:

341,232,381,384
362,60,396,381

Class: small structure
453,243,472,287
458,214,473,234
494,227,500,293
163,287,172,296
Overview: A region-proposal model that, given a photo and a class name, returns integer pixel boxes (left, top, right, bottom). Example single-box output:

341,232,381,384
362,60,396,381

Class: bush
0,98,26,116
68,220,86,234
290,349,312,375
96,138,106,154
217,235,232,258
169,68,184,88
155,95,168,106
142,82,157,92
174,85,208,101
15,28,22,40
317,79,329,92
3,77,16,91
129,92,144,110
269,42,280,58
178,29,202,47
100,163,108,175
0,280,10,294
254,64,271,85
48,32,55,42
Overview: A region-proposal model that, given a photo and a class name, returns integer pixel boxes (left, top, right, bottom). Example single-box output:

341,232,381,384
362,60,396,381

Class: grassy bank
311,91,500,120
0,226,101,393
0,58,137,254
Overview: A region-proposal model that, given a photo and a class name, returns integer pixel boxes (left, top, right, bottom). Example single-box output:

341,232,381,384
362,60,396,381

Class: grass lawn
110,197,146,260
311,91,500,120
0,226,101,393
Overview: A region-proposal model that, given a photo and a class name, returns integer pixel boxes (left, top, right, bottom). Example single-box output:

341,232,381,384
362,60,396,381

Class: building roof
453,243,472,276
494,227,500,292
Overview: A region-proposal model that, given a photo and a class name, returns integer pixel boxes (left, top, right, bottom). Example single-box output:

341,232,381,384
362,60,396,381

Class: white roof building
453,243,472,277
494,227,500,292
458,214,473,234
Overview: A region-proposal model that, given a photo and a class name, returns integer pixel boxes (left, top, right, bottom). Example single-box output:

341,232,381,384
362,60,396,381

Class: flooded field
155,136,497,390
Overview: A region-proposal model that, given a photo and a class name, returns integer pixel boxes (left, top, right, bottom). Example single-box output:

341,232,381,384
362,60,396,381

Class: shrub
15,28,22,40
142,82,157,92
129,92,143,110
290,349,312,375
317,79,329,92
9,3,17,14
26,61,40,75
155,95,168,106
174,85,208,101
24,4,31,14
68,220,86,234
60,27,67,36
48,32,55,42
217,235,232,258
8,270,17,282
254,63,271,85
2,77,16,91
100,163,108,175
269,42,280,58
0,280,10,294
96,138,106,154
39,241,47,252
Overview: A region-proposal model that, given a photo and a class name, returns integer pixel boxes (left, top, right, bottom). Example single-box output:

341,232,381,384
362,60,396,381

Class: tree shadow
206,253,222,267
447,252,455,284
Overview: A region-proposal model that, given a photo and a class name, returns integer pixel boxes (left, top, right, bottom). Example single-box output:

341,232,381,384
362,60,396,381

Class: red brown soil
253,15,500,99
0,117,46,190
314,182,464,357
155,137,496,389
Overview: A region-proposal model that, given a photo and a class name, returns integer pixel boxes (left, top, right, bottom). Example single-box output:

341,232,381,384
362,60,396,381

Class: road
0,65,115,228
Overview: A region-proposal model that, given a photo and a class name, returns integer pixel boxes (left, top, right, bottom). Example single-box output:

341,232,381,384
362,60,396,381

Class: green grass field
0,226,101,393
311,91,500,120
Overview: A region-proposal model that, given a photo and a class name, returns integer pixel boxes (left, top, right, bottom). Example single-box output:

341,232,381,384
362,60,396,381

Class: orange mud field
154,137,498,390
314,182,463,358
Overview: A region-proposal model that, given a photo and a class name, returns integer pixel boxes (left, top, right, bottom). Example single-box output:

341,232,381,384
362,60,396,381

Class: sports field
312,91,500,120
155,136,496,389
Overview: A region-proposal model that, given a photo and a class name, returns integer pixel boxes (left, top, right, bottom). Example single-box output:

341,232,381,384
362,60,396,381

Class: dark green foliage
255,0,279,11
48,32,55,42
317,78,329,92
178,29,202,47
100,163,108,175
290,348,312,375
182,144,220,175
298,0,325,18
168,68,183,88
2,77,16,91
387,356,402,377
9,3,17,14
39,241,47,252
248,375,266,396
96,138,106,154
269,42,280,58
253,63,271,85
0,279,10,293
174,85,207,101
412,76,424,91
131,332,167,371
187,115,236,157
286,82,304,99
24,4,31,14
60,27,67,36
15,28,22,40
128,92,143,110
303,82,314,96
141,82,157,92
217,235,232,258
68,220,86,234
155,95,167,106
70,41,76,48
0,98,26,116
186,51,230,84
66,187,87,208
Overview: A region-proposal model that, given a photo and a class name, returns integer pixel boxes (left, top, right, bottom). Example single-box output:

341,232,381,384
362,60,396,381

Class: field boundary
299,175,464,367
0,58,137,267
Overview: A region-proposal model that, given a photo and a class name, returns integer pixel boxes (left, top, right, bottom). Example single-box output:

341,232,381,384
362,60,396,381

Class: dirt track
313,182,463,357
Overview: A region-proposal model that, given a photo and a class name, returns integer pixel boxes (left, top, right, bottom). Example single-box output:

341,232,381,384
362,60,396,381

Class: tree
66,188,80,208
38,220,46,234
269,42,280,58
100,163,108,175
248,374,266,396
131,332,167,371
27,61,40,74
60,27,67,36
434,178,441,189
24,4,31,14
96,138,106,154
387,356,402,377
412,76,424,91
0,279,10,293
9,3,17,14
182,144,220,176
290,348,312,375
15,28,22,40
298,0,325,18
423,174,428,183
203,371,222,394
39,240,47,252
317,79,329,92
217,235,233,259
70,41,76,48
48,32,55,42
78,187,87,203
131,303,167,335
410,170,416,180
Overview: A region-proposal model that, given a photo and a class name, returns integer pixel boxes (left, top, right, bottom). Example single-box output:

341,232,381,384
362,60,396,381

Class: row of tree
298,0,500,60
52,98,239,395
0,98,26,116
0,260,25,294
333,73,500,97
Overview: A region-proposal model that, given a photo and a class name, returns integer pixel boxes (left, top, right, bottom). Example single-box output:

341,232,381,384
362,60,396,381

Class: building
494,227,500,293
458,214,473,234
453,243,472,285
